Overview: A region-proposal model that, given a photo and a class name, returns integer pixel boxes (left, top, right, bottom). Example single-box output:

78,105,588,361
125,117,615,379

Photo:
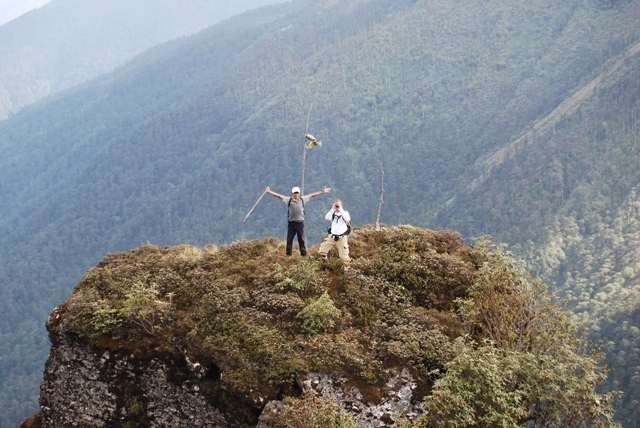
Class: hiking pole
243,190,267,223
301,103,313,195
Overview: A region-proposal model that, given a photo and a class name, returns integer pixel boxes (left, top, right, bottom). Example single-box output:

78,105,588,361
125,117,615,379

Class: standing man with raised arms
265,185,331,256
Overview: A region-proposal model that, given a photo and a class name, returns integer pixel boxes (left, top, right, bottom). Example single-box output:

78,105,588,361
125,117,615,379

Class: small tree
417,243,621,427
120,281,170,335
296,292,341,334
458,242,577,353
273,261,324,298
419,339,619,427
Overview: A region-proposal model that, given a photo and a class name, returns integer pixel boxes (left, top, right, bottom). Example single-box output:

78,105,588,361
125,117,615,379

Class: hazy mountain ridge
0,0,284,119
471,41,640,192
0,0,50,26
1,0,640,424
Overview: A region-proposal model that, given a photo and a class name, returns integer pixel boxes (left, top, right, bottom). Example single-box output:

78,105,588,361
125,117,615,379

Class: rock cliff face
38,308,426,427
39,307,230,427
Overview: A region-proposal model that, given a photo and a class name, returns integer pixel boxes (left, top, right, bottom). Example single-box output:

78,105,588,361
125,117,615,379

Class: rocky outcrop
35,306,427,427
24,228,616,427
260,370,426,427
25,229,474,427
38,307,231,427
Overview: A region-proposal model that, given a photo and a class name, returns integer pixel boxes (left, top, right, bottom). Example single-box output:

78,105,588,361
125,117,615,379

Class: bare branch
375,162,385,230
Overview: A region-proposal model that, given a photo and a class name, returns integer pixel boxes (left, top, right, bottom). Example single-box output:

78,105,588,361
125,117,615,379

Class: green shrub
418,339,620,428
119,281,171,335
383,321,454,375
64,278,171,339
259,392,359,428
296,292,341,334
273,261,324,298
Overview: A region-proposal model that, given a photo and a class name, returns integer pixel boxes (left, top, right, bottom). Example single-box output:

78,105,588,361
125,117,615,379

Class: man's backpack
287,197,304,218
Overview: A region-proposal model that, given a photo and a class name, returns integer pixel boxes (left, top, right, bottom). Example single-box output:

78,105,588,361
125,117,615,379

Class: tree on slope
418,243,620,428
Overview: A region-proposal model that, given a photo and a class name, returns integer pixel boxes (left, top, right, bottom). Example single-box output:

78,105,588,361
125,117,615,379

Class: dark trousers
286,221,306,256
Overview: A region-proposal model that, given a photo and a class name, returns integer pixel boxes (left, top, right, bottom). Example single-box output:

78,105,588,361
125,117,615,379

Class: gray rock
37,308,427,427
39,309,230,427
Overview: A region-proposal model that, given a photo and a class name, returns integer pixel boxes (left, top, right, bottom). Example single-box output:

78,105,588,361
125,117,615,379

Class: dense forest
1,0,639,425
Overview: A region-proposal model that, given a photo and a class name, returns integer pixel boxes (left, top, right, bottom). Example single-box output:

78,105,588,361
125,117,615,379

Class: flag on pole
305,133,322,149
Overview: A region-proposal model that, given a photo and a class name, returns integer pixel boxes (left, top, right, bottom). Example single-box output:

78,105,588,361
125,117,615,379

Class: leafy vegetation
259,391,359,428
418,243,620,427
296,292,342,334
419,341,618,428
58,226,618,426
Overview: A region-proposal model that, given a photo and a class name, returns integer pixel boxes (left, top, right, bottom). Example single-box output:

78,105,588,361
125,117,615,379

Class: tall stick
375,163,385,230
301,103,313,195
243,190,267,223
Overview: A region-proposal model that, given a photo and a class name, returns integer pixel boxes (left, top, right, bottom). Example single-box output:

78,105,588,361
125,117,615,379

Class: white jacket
326,208,351,236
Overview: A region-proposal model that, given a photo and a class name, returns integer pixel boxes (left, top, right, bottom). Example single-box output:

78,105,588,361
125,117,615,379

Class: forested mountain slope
438,38,640,424
1,0,639,425
0,0,283,119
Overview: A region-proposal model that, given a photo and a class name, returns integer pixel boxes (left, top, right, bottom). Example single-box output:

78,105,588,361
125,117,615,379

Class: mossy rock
61,225,481,401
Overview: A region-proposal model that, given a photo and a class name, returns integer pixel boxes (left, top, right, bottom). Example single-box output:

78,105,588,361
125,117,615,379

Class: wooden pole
301,103,313,195
243,190,267,223
375,163,385,230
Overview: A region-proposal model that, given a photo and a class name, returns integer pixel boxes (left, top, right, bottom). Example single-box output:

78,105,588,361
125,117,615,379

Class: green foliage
119,281,171,335
419,340,528,428
259,391,359,428
348,227,477,310
382,308,457,376
201,312,303,389
64,259,174,341
419,340,620,428
272,261,324,298
519,187,640,424
457,241,577,353
417,242,621,427
296,292,341,334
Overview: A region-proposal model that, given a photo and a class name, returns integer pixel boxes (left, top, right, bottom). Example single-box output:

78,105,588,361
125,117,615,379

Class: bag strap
288,197,304,217
332,212,347,224
330,212,349,237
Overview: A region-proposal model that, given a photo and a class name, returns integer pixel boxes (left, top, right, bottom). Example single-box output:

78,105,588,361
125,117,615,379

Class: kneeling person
319,199,351,270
